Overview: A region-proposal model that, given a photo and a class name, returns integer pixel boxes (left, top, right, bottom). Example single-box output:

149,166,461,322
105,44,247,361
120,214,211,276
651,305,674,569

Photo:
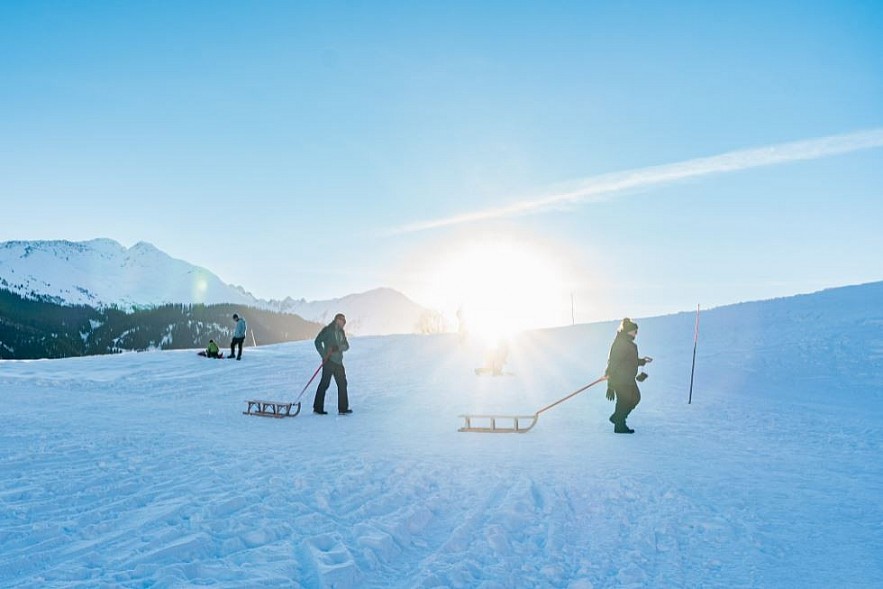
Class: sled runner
243,399,301,418
458,376,608,433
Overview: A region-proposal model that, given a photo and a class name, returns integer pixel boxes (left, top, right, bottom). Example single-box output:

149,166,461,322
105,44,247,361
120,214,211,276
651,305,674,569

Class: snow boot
614,421,634,434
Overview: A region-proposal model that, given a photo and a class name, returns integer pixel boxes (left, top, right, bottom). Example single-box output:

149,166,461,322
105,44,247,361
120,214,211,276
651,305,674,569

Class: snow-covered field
2,283,882,588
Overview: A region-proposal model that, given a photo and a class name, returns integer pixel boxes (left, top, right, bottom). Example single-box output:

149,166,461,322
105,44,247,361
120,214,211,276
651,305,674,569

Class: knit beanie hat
619,317,638,333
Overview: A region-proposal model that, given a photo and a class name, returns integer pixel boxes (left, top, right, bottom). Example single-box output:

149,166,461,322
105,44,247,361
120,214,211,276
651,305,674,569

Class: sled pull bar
535,376,608,415
458,376,607,433
293,352,335,404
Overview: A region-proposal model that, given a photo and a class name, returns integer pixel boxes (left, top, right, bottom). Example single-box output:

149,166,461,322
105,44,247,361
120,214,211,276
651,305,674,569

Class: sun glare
429,237,572,342
192,276,208,302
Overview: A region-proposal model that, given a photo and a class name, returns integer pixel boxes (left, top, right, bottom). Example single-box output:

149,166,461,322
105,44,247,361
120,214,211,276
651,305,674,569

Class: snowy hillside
1,282,881,588
0,239,428,335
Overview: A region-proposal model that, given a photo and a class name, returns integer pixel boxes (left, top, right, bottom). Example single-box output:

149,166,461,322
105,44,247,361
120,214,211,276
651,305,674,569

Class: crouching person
198,339,222,358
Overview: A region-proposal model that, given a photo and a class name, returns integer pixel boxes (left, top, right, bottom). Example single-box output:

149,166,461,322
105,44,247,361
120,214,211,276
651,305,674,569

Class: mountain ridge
0,238,430,336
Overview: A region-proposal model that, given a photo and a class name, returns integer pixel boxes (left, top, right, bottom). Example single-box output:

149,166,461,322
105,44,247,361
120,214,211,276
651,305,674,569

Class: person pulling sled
313,313,352,415
605,318,652,434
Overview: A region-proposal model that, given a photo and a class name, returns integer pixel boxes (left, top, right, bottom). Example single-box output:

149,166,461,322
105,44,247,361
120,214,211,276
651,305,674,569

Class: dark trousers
230,337,245,360
611,379,641,425
314,361,348,412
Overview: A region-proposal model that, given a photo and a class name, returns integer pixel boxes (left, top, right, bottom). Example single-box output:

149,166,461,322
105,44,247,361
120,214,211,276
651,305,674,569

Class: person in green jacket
198,339,222,358
313,313,351,415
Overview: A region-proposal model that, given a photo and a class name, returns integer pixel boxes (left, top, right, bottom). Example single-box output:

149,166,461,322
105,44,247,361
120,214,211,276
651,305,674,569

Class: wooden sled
241,370,316,419
243,400,302,418
242,356,331,419
458,414,539,433
458,376,607,434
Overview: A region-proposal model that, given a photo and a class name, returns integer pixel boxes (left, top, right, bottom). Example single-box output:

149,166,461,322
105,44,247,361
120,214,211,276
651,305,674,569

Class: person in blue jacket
605,318,652,433
313,313,351,415
229,313,247,361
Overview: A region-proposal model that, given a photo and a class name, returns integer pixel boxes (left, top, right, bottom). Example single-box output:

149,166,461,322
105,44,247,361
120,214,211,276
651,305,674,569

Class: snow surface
2,283,882,588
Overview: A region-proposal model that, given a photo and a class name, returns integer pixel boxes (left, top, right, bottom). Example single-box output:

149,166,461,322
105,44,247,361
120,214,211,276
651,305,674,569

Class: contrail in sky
391,128,883,234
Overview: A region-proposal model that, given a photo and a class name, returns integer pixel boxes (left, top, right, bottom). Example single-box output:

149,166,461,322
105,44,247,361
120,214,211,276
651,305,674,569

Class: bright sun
428,236,572,342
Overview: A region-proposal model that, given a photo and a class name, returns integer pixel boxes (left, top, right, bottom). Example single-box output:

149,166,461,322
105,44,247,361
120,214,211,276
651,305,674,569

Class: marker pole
688,304,700,404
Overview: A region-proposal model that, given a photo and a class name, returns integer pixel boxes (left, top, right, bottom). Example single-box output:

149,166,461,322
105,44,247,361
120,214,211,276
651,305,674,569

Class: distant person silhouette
475,338,509,376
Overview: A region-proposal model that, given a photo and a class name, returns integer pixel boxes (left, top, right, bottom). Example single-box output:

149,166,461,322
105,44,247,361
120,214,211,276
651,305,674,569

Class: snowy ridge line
0,238,429,336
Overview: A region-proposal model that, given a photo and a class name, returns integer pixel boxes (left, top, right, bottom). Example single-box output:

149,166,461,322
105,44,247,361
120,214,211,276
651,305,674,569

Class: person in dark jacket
313,313,351,415
605,317,652,433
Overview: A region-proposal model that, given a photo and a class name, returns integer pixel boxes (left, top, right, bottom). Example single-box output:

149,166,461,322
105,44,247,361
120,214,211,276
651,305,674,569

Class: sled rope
293,356,329,404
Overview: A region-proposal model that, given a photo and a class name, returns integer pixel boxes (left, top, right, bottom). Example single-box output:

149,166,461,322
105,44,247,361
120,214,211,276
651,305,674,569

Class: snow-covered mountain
0,239,256,308
270,288,430,337
0,239,428,335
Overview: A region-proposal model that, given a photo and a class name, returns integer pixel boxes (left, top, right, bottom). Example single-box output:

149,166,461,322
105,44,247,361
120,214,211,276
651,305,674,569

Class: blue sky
2,1,881,327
